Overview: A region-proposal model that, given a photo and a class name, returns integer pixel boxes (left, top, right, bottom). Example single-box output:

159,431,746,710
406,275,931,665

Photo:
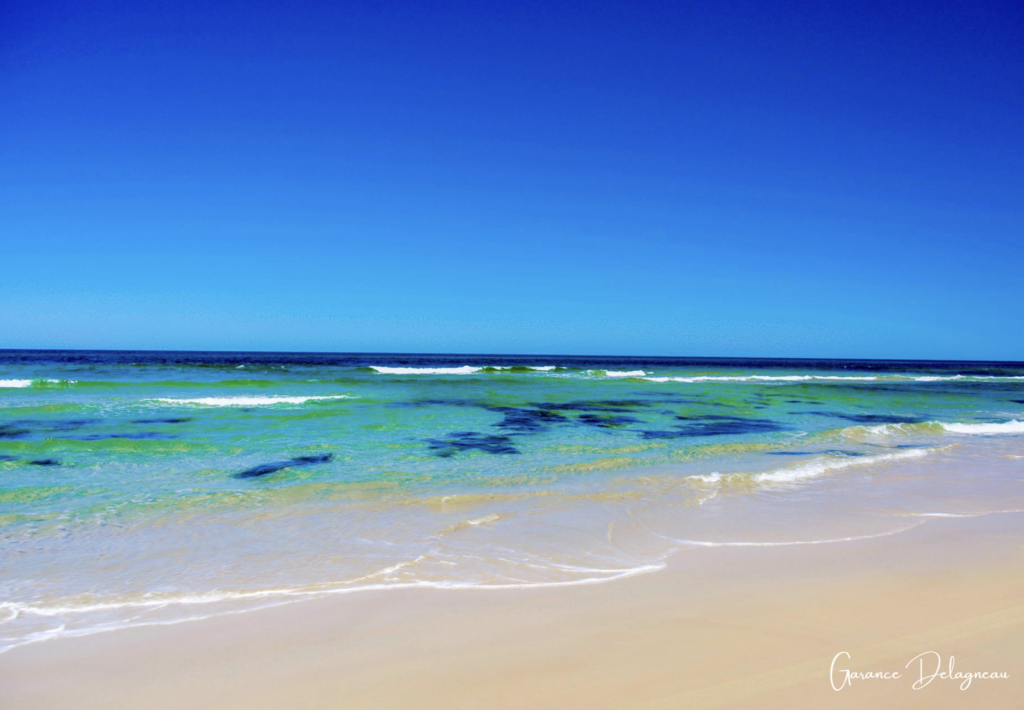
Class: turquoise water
2,351,1024,651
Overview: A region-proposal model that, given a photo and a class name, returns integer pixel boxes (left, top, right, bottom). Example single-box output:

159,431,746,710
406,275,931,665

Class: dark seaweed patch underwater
427,433,520,457
235,453,335,479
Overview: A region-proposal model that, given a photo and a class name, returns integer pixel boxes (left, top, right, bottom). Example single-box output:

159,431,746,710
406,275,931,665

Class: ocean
2,350,1023,652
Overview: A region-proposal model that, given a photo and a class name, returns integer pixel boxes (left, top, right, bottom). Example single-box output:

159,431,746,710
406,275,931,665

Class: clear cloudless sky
1,0,1022,359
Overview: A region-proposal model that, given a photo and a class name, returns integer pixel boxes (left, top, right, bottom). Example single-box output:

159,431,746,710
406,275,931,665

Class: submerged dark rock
489,407,569,433
392,399,485,409
768,449,866,457
78,432,179,440
638,415,788,440
290,454,334,464
577,413,642,429
797,412,928,424
0,426,30,439
28,459,61,466
0,419,104,439
639,430,688,440
672,415,788,437
531,400,648,413
48,419,98,430
426,432,520,457
235,452,335,479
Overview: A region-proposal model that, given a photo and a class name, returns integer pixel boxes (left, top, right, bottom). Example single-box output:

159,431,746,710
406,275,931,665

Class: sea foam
940,420,1024,435
0,560,668,655
754,448,931,484
848,419,1024,439
584,370,647,377
371,365,482,375
670,523,925,547
0,379,76,388
153,395,354,407
642,374,1024,384
643,375,878,383
369,365,558,375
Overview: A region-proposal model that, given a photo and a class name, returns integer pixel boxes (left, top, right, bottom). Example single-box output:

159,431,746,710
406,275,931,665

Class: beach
2,352,1023,707
2,509,1021,709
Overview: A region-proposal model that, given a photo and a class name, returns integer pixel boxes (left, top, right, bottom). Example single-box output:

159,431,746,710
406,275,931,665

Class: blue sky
2,0,1022,358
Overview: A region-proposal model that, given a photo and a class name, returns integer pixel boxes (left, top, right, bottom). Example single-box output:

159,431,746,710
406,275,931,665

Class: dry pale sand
2,512,1022,709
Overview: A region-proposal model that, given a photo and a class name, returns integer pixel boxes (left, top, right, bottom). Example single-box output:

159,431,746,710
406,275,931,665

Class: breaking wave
642,374,1024,384
369,365,561,375
585,370,647,377
840,419,1024,439
0,559,667,655
152,395,355,407
940,420,1024,435
0,379,77,388
752,448,932,483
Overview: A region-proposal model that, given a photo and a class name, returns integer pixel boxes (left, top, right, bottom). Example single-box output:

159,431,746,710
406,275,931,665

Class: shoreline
2,435,1022,657
2,510,1022,709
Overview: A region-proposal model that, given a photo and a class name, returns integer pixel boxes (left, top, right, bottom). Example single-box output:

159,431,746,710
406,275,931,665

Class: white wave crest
643,375,879,383
643,374,1024,384
0,378,76,388
153,395,354,407
925,374,1024,381
910,510,1024,518
669,523,925,547
852,422,930,438
371,366,482,375
584,370,646,377
845,418,1024,440
940,420,1024,435
966,375,1024,380
370,365,560,375
0,560,667,655
754,448,931,484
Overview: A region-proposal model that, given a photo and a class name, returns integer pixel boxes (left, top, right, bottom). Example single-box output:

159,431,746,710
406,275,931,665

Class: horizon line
1,347,1022,365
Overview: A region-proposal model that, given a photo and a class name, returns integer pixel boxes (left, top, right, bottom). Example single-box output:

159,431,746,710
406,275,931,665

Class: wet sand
2,510,1021,709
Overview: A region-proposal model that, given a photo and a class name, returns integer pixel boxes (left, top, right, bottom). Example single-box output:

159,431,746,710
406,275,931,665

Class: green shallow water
2,351,1023,651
